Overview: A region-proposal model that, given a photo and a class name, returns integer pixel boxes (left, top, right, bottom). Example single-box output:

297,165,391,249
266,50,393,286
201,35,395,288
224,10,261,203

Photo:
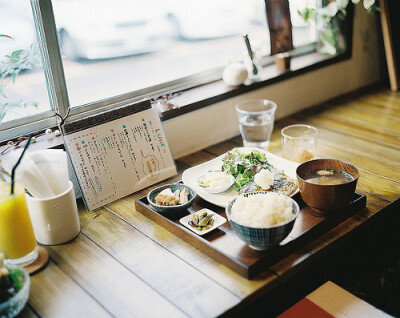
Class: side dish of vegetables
221,149,297,197
221,149,273,189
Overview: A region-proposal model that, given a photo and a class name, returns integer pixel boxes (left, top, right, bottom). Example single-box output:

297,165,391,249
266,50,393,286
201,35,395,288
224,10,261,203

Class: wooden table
23,86,400,317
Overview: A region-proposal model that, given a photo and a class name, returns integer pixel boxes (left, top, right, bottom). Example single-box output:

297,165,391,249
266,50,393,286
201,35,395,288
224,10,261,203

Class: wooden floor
22,85,400,318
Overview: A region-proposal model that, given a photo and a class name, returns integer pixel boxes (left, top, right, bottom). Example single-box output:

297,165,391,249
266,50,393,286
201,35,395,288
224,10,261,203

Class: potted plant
0,34,40,123
299,0,379,55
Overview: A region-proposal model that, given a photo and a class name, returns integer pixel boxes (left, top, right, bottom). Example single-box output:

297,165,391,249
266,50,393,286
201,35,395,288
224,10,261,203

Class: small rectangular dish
179,209,227,236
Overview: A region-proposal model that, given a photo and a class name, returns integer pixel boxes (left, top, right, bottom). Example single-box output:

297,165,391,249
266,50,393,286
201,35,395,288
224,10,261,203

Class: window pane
52,0,315,108
291,0,317,48
0,1,50,124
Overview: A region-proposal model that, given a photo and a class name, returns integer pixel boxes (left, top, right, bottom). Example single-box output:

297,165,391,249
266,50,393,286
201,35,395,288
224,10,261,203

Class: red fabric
278,298,334,318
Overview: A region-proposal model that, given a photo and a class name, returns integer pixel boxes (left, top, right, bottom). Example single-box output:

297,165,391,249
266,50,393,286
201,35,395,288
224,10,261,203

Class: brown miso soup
304,169,354,185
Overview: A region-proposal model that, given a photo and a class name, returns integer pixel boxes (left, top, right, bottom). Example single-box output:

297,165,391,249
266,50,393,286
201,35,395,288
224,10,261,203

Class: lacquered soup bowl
296,159,359,211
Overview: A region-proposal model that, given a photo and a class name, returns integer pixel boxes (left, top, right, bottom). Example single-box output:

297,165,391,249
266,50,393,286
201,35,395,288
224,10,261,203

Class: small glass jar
281,124,318,163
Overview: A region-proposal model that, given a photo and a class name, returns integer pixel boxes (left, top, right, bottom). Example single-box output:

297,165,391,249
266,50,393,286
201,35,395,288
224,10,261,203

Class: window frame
0,0,354,143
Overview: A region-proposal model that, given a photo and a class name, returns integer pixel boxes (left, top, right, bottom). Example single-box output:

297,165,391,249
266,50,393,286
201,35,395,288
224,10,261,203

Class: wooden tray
135,192,366,279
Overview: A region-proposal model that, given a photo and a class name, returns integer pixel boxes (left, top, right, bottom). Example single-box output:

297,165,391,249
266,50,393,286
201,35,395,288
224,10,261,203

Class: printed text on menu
65,108,176,210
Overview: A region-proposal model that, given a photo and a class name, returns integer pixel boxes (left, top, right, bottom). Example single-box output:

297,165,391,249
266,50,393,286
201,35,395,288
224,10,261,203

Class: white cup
25,180,80,245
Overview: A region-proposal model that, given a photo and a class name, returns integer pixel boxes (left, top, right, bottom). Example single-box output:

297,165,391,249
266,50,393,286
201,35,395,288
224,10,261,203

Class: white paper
64,107,176,211
29,149,69,195
1,150,56,198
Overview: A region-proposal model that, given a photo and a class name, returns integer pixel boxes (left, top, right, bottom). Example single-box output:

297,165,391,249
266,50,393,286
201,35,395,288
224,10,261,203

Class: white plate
179,208,227,236
182,147,299,208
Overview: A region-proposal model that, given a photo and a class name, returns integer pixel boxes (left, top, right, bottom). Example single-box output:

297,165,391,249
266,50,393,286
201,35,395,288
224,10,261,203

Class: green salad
222,149,273,189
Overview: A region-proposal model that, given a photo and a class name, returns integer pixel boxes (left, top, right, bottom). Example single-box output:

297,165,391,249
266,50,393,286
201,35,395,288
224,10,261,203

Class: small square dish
179,208,227,236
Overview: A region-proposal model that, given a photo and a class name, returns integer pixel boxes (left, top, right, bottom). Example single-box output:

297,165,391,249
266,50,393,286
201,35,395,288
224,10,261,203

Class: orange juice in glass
0,182,37,266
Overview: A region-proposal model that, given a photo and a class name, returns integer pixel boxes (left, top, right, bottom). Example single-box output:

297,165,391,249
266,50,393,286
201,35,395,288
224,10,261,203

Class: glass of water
235,100,277,149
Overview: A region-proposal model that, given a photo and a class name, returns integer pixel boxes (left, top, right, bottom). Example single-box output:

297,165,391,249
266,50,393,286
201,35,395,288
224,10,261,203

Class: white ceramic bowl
147,183,197,213
226,192,300,251
197,172,235,194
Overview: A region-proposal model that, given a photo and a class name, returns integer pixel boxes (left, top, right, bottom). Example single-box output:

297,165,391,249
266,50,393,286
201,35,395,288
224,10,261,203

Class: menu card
62,100,176,211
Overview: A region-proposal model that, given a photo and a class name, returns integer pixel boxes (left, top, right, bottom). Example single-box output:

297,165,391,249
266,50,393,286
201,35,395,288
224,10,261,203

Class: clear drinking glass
235,100,277,149
0,182,38,266
281,124,318,163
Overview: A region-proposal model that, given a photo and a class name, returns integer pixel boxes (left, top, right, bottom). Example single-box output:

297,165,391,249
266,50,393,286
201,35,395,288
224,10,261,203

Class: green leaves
222,150,271,190
233,169,253,189
319,28,339,55
0,267,25,302
252,150,267,163
10,50,23,58
298,0,379,23
0,38,41,122
8,267,24,291
336,10,347,20
298,8,315,22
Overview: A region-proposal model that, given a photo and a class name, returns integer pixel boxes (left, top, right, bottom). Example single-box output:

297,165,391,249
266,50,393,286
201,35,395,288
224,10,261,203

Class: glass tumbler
0,182,38,266
281,124,318,163
235,100,277,149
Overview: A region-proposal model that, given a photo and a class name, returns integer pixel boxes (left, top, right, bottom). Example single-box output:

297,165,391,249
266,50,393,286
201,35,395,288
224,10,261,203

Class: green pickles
188,211,215,231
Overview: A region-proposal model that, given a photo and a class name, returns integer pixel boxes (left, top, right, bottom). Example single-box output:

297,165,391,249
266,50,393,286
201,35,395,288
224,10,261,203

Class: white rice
230,192,294,227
